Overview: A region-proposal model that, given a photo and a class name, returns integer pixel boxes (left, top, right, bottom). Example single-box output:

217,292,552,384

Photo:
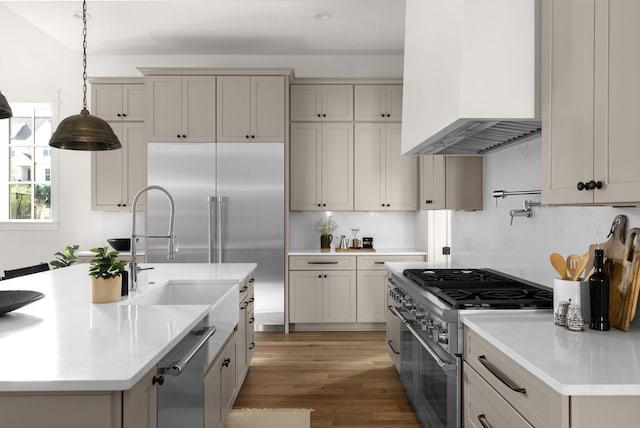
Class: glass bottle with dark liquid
589,249,610,331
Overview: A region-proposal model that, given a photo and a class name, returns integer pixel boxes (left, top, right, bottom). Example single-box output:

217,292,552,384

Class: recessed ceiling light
313,11,331,21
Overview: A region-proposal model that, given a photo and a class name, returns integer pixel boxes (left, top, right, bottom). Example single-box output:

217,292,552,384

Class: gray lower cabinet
204,334,237,428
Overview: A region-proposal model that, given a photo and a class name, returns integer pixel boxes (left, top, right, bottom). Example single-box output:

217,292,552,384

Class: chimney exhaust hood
401,0,540,156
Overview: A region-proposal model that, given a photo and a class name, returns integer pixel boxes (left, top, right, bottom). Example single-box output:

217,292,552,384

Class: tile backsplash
451,136,640,287
289,211,419,250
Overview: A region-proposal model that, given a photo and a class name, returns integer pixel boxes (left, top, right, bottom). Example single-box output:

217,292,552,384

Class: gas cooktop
403,268,553,309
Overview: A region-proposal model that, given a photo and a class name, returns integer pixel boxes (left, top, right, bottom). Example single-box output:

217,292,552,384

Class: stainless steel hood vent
407,119,541,155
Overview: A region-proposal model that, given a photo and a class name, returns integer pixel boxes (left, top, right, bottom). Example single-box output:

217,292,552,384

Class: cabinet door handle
477,414,492,428
374,261,385,265
387,340,400,355
249,278,255,283
307,261,339,264
117,113,122,117
386,114,390,118
477,355,526,394
248,297,254,303
240,301,249,310
177,134,181,139
248,317,255,324
240,285,248,293
152,375,164,386
122,113,127,117
249,342,255,350
222,357,231,367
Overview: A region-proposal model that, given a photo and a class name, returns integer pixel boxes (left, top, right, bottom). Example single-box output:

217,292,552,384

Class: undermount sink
122,280,236,306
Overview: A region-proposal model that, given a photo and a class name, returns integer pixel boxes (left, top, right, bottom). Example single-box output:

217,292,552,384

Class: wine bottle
589,249,610,331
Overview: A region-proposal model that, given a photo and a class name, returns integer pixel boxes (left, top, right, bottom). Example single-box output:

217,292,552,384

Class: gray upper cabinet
542,0,640,205
92,83,145,122
420,156,483,211
290,84,353,122
354,85,403,122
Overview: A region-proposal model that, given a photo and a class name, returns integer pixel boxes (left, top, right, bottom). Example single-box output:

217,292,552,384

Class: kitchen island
0,262,255,428
462,312,640,427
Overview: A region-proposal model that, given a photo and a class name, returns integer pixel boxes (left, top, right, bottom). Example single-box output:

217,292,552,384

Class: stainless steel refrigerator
146,142,285,330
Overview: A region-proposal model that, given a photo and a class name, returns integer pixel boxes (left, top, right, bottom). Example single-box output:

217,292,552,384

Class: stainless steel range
388,268,552,428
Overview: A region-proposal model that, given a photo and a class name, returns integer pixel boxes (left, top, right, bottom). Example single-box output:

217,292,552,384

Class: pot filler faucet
130,185,176,291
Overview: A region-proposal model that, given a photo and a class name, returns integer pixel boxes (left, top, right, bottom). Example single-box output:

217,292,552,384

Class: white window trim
1,91,60,230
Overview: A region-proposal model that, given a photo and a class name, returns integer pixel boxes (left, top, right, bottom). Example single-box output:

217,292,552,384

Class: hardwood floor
233,331,421,428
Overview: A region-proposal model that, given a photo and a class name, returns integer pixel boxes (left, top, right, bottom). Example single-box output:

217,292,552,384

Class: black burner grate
403,268,553,309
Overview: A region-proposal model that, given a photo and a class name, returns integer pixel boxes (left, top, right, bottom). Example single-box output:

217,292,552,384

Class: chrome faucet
130,185,176,291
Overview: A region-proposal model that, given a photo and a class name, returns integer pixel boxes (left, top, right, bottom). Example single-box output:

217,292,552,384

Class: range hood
401,0,539,156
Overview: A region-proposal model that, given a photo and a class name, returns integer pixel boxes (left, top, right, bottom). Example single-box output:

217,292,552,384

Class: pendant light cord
82,0,88,110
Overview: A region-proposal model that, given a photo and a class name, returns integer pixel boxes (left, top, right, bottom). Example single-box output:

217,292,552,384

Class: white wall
451,136,640,288
0,5,403,272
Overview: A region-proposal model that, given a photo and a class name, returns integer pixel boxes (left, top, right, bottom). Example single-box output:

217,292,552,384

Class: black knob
317,203,321,207
318,274,322,278
317,114,321,118
122,204,127,207
117,203,121,207
182,135,186,138
222,358,231,367
322,113,326,117
386,114,391,117
177,134,181,139
588,180,602,190
386,203,390,207
122,113,127,117
152,375,164,386
324,274,327,278
117,113,122,117
425,200,433,204
251,135,255,139
245,135,250,139
381,114,385,118
322,203,326,207
381,203,385,207
577,181,586,191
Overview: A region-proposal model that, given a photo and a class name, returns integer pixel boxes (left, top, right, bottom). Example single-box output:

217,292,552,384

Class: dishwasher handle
159,326,216,376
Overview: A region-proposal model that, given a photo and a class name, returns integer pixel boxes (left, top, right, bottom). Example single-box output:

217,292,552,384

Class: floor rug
225,408,312,428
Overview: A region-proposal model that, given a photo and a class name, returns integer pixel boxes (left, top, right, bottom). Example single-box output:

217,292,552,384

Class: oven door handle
390,306,453,369
159,326,216,376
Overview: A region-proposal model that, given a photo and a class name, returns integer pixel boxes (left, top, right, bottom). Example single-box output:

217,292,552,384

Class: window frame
0,92,59,231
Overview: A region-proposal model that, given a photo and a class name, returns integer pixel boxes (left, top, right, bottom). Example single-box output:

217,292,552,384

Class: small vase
320,234,333,251
91,276,123,303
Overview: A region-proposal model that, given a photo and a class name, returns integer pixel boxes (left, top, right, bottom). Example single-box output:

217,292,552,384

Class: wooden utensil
610,228,640,332
550,253,567,280
567,253,589,281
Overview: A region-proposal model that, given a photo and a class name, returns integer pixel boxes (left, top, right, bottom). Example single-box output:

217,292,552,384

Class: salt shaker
554,300,570,326
566,303,584,331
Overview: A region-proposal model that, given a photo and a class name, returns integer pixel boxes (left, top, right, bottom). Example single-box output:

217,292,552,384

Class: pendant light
49,0,121,151
0,91,11,119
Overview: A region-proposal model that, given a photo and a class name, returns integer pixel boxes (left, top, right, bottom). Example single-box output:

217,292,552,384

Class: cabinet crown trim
138,67,294,77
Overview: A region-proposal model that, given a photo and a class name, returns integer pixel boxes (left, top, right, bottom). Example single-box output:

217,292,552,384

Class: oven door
394,307,460,428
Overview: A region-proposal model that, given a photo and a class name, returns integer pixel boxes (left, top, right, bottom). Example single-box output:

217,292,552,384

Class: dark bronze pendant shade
0,91,12,119
49,0,121,151
49,108,121,150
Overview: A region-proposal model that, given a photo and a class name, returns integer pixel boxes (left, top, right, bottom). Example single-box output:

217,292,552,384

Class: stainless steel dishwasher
155,320,216,428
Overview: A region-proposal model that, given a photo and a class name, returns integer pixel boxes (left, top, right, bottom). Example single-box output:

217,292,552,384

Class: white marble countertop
461,312,640,396
0,262,255,392
289,248,427,256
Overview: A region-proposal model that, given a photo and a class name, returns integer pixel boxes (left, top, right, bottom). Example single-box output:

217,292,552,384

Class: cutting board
584,214,627,278
610,228,640,332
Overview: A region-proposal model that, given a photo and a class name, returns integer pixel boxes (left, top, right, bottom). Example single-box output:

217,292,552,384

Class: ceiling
2,0,406,56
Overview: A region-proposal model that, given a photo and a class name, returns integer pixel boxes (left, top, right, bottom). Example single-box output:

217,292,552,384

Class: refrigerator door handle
208,196,216,263
216,195,224,263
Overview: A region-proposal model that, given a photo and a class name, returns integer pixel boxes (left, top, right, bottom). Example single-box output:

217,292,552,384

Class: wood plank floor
233,331,421,428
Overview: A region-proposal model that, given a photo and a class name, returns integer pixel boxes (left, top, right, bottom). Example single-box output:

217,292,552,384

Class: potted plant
50,244,80,269
88,246,127,303
315,216,338,250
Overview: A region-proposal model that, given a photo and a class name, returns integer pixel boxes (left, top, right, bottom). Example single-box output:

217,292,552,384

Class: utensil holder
553,278,590,322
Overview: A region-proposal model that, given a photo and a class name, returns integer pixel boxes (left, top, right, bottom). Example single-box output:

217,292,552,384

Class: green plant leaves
88,246,127,279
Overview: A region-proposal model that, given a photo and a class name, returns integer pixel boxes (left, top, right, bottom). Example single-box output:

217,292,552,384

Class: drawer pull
307,261,339,264
374,261,385,265
478,355,527,394
387,340,400,355
240,285,248,293
477,414,492,428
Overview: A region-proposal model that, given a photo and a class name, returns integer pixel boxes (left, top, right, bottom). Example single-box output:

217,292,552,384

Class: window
0,103,53,221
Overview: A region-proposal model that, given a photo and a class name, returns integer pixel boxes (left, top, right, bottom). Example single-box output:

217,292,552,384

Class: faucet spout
130,185,176,291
